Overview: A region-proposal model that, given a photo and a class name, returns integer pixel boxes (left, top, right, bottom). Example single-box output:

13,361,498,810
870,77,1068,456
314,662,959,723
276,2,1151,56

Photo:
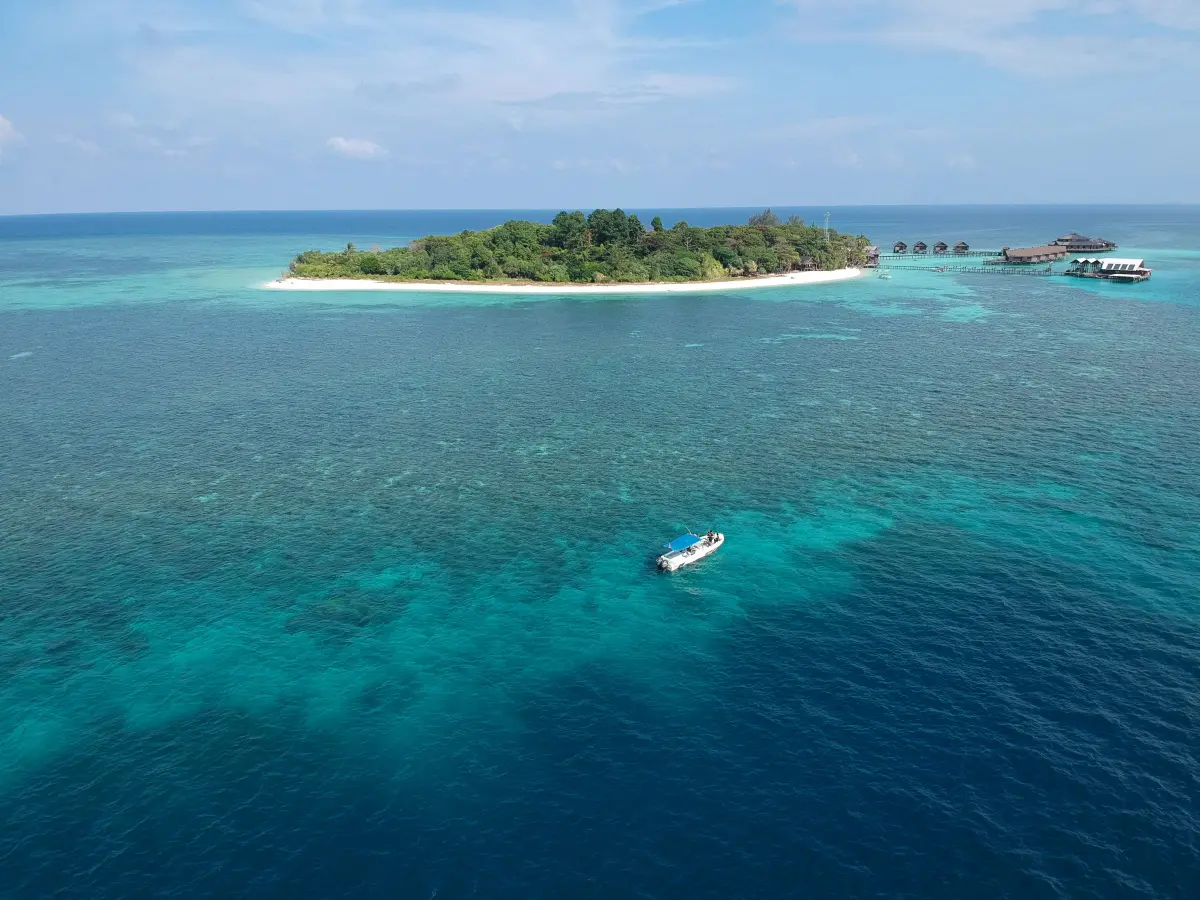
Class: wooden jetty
879,263,1054,277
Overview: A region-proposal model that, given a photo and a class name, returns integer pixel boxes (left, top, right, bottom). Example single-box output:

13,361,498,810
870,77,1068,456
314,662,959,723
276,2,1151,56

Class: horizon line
4,202,1199,219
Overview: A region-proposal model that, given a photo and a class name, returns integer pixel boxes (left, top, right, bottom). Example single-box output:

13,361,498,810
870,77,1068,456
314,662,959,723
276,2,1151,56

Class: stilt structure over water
888,240,998,259
881,264,1054,277
1065,257,1151,283
990,245,1070,265
1052,233,1118,252
878,229,1135,279
880,250,999,260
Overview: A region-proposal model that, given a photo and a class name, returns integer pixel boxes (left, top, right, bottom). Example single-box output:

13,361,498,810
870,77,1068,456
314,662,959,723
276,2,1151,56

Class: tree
752,247,781,273
671,221,706,252
288,209,872,285
712,246,741,270
627,214,646,242
699,253,725,280
748,209,781,228
656,249,702,280
495,219,546,252
587,208,641,247
551,211,589,251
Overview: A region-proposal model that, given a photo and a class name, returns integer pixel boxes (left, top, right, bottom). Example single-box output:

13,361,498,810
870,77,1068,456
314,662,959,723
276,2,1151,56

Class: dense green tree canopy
288,210,871,284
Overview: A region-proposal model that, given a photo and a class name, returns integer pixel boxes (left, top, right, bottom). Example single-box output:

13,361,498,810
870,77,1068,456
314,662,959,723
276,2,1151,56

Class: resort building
893,241,908,254
1052,232,1118,252
998,245,1070,265
954,241,970,254
934,241,949,254
1065,257,1151,283
865,246,880,267
912,241,928,254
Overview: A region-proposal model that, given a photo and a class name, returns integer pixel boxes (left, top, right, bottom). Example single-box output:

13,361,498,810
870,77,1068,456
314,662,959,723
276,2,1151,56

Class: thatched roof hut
913,241,928,254
954,241,970,253
893,241,908,253
934,241,949,254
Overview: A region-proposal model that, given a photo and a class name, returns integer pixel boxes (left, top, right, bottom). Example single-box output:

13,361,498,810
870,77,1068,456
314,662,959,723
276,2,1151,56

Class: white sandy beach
263,268,863,295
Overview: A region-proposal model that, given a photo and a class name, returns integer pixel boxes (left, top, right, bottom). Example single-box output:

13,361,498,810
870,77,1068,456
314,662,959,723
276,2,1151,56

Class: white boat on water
657,531,724,572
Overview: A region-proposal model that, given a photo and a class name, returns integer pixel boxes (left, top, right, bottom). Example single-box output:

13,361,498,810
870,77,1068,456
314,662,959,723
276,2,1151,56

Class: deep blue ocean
1,207,1198,899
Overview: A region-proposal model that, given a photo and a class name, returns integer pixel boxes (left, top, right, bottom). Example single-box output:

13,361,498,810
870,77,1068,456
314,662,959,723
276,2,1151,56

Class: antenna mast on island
824,212,831,243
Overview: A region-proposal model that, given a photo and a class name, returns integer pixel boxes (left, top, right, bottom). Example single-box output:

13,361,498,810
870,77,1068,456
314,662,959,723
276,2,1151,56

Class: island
268,209,871,294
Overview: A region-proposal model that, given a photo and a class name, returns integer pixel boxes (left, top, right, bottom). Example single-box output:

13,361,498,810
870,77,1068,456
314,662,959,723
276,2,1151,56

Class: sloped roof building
1000,245,1069,264
1052,232,1117,252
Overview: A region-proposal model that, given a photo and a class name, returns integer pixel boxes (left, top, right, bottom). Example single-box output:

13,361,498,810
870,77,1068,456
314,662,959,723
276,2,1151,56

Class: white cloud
834,149,862,169
502,72,734,122
0,114,22,158
1129,0,1200,30
772,116,882,140
782,0,1200,75
112,0,722,139
56,135,102,155
327,136,386,159
542,157,637,174
130,130,211,157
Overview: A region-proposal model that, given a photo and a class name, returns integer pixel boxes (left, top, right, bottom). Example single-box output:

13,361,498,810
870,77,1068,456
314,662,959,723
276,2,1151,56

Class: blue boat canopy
665,534,702,552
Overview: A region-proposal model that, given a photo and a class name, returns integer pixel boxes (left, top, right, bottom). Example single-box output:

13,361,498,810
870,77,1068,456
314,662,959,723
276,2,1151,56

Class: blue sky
1,0,1198,214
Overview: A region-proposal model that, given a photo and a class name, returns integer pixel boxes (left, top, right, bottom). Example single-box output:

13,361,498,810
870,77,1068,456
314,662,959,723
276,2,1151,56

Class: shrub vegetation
289,209,870,284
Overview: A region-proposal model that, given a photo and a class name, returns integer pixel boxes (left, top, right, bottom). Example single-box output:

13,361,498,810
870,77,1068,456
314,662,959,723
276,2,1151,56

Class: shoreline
262,268,863,295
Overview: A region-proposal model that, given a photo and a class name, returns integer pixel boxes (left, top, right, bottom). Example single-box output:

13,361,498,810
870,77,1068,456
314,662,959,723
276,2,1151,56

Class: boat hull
657,533,724,572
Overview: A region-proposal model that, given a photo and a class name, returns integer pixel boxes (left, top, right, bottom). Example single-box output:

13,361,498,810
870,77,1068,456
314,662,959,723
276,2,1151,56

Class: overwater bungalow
997,245,1070,265
893,241,908,254
865,246,880,267
1066,257,1151,282
1052,232,1118,252
953,241,970,254
912,241,928,254
934,241,949,254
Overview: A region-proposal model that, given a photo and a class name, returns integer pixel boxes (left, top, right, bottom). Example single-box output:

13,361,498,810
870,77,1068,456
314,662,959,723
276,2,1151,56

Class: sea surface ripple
1,208,1199,899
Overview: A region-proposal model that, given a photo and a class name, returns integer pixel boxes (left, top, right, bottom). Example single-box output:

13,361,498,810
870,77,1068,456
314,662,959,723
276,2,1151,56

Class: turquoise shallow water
1,208,1199,899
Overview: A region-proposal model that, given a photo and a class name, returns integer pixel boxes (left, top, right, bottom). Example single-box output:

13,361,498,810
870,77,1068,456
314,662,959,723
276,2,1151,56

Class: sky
0,0,1198,214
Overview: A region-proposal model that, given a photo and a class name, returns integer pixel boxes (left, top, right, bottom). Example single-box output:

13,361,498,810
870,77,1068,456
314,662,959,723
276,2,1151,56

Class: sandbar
263,268,863,295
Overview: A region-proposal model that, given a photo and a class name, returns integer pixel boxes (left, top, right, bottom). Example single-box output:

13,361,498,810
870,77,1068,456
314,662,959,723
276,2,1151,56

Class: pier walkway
879,263,1054,277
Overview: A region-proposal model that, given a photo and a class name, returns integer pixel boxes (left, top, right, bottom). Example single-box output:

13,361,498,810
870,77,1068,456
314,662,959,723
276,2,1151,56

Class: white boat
877,270,892,279
657,531,724,572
